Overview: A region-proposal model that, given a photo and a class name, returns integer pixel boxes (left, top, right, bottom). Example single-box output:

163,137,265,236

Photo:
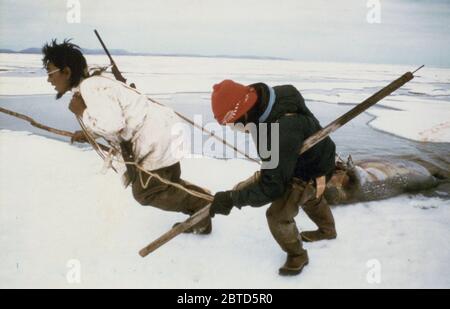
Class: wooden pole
139,205,211,257
0,106,110,152
299,71,414,154
1,106,74,137
139,67,422,257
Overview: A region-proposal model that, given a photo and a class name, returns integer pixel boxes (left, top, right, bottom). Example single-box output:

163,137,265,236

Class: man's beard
56,92,64,99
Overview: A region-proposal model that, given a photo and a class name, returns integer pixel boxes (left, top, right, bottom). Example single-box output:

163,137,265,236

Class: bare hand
70,130,88,144
69,93,87,117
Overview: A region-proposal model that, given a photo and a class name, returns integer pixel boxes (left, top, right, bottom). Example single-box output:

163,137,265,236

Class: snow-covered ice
0,53,449,288
0,131,449,288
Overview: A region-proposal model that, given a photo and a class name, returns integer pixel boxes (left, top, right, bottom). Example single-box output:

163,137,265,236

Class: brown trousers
234,172,335,256
131,162,210,216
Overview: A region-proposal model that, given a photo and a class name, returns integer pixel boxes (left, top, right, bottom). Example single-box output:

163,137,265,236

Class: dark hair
42,39,88,88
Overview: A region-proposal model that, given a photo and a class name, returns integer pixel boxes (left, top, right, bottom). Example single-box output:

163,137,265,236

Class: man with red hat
209,80,337,276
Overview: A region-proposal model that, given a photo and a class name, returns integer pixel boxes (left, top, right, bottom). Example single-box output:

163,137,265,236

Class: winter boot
301,229,336,242
301,196,337,242
266,181,310,276
279,252,309,276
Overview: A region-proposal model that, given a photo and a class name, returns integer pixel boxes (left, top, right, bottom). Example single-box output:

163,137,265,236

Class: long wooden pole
139,67,423,257
1,106,74,137
139,205,211,257
0,106,110,152
299,70,415,154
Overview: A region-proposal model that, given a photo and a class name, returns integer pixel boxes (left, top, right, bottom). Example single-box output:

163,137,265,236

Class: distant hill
4,47,133,55
0,49,16,53
18,48,44,54
0,47,288,61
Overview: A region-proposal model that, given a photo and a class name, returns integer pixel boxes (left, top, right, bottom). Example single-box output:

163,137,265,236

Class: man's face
46,62,71,99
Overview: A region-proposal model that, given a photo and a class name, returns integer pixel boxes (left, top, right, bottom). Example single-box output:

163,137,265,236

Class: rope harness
77,116,214,203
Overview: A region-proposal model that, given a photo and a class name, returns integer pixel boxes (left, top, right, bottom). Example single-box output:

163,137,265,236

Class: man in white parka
42,39,212,234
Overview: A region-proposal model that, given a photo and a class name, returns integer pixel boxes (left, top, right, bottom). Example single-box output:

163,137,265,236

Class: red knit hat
211,80,258,124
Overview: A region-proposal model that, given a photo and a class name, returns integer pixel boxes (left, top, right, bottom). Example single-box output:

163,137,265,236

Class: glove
209,191,234,217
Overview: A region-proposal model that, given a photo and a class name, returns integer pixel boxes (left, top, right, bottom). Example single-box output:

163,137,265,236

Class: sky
0,0,449,67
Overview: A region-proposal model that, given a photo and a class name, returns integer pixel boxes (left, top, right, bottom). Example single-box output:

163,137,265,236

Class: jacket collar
258,85,276,122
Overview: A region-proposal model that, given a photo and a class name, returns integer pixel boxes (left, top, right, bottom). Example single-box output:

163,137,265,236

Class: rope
73,75,255,201
76,116,118,173
135,162,213,202
120,157,213,202
146,95,261,165
101,75,260,165
77,116,213,202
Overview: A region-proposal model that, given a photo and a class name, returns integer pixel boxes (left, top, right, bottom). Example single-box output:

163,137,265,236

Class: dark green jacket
231,83,336,207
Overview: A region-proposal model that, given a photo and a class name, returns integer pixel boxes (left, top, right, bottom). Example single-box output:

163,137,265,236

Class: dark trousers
234,172,336,256
132,162,210,216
